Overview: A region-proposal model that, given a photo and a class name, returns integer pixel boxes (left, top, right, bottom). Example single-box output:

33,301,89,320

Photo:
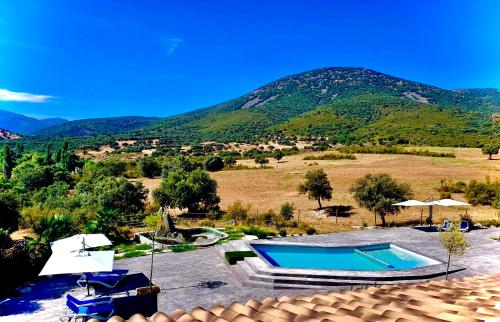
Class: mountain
31,116,162,138
134,67,499,146
0,128,22,140
23,67,500,148
0,109,67,135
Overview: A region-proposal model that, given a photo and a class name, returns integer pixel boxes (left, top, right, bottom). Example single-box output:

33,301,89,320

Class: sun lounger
441,220,452,231
66,294,113,307
459,220,470,232
95,269,128,277
63,299,114,321
77,272,125,289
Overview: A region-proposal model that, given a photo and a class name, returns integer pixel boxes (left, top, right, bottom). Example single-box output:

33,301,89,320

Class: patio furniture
63,299,114,321
77,272,125,289
66,294,113,307
441,220,452,231
95,269,128,277
459,220,470,232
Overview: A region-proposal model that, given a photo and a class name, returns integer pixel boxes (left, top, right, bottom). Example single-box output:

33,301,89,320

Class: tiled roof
92,274,500,322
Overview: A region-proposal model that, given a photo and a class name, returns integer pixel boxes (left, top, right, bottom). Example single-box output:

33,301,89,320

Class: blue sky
0,0,499,120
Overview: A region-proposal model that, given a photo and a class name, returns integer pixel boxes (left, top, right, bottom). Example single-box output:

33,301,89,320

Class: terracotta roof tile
101,274,500,322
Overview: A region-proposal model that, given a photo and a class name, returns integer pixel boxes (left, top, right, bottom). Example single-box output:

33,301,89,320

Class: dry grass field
139,148,499,233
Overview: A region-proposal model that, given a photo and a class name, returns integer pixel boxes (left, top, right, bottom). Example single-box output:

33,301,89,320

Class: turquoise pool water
251,243,436,271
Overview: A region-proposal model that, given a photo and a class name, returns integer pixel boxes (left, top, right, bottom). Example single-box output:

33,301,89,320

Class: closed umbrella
50,234,112,253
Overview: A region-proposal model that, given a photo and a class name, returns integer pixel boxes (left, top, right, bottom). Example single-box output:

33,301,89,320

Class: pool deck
2,227,499,321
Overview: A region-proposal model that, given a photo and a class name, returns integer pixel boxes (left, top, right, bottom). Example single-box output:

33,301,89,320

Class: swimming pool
251,243,439,271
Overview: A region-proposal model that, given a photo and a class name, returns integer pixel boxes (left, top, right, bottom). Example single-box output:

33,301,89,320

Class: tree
349,173,413,226
279,202,294,220
1,144,14,179
223,156,237,168
138,157,161,178
439,225,470,279
481,143,499,160
153,169,220,212
204,155,224,172
144,211,163,288
0,191,20,232
273,149,284,163
93,177,148,215
298,169,332,209
254,155,269,167
225,200,250,224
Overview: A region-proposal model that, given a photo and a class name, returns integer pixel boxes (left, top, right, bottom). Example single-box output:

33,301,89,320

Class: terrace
1,227,499,321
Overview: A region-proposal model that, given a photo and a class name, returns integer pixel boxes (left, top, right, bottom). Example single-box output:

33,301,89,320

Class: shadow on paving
0,275,79,316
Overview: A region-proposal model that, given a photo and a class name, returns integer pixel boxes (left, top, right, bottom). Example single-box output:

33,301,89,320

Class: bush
137,157,161,178
464,179,498,205
224,201,250,224
0,191,19,232
303,153,356,160
237,225,276,239
205,156,224,172
336,146,455,158
171,243,197,253
33,214,77,241
198,219,215,227
278,228,287,237
279,202,294,221
0,229,12,249
224,250,257,265
306,227,317,235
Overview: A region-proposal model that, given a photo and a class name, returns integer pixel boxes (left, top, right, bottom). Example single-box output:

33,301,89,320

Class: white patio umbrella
50,234,112,253
39,250,115,276
427,199,471,227
39,250,115,295
392,200,430,207
392,200,431,224
431,199,471,207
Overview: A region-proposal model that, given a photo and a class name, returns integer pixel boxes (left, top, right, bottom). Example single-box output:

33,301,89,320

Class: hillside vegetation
24,67,500,148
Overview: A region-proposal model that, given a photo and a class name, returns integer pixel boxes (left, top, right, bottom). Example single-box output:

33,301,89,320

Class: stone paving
1,227,499,321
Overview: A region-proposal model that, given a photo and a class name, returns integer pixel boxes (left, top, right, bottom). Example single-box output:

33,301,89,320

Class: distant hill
0,128,22,140
19,67,500,148
0,109,67,135
31,116,162,138
135,67,499,146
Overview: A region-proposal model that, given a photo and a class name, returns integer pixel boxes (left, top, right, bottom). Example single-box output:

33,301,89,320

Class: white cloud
165,37,183,56
0,89,52,103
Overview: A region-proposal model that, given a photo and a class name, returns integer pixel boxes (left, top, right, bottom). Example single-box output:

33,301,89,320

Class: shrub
303,153,356,160
33,214,77,241
0,191,19,232
198,219,215,227
171,243,197,253
279,202,294,221
204,155,224,172
306,227,317,235
237,225,276,239
0,229,12,249
224,250,257,265
224,201,250,224
278,228,287,237
137,157,161,178
336,146,455,158
464,179,498,205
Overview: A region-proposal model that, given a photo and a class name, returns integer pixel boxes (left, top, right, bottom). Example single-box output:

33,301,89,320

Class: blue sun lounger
459,220,470,232
62,294,114,321
441,220,452,231
77,272,125,289
95,269,128,277
66,294,113,306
